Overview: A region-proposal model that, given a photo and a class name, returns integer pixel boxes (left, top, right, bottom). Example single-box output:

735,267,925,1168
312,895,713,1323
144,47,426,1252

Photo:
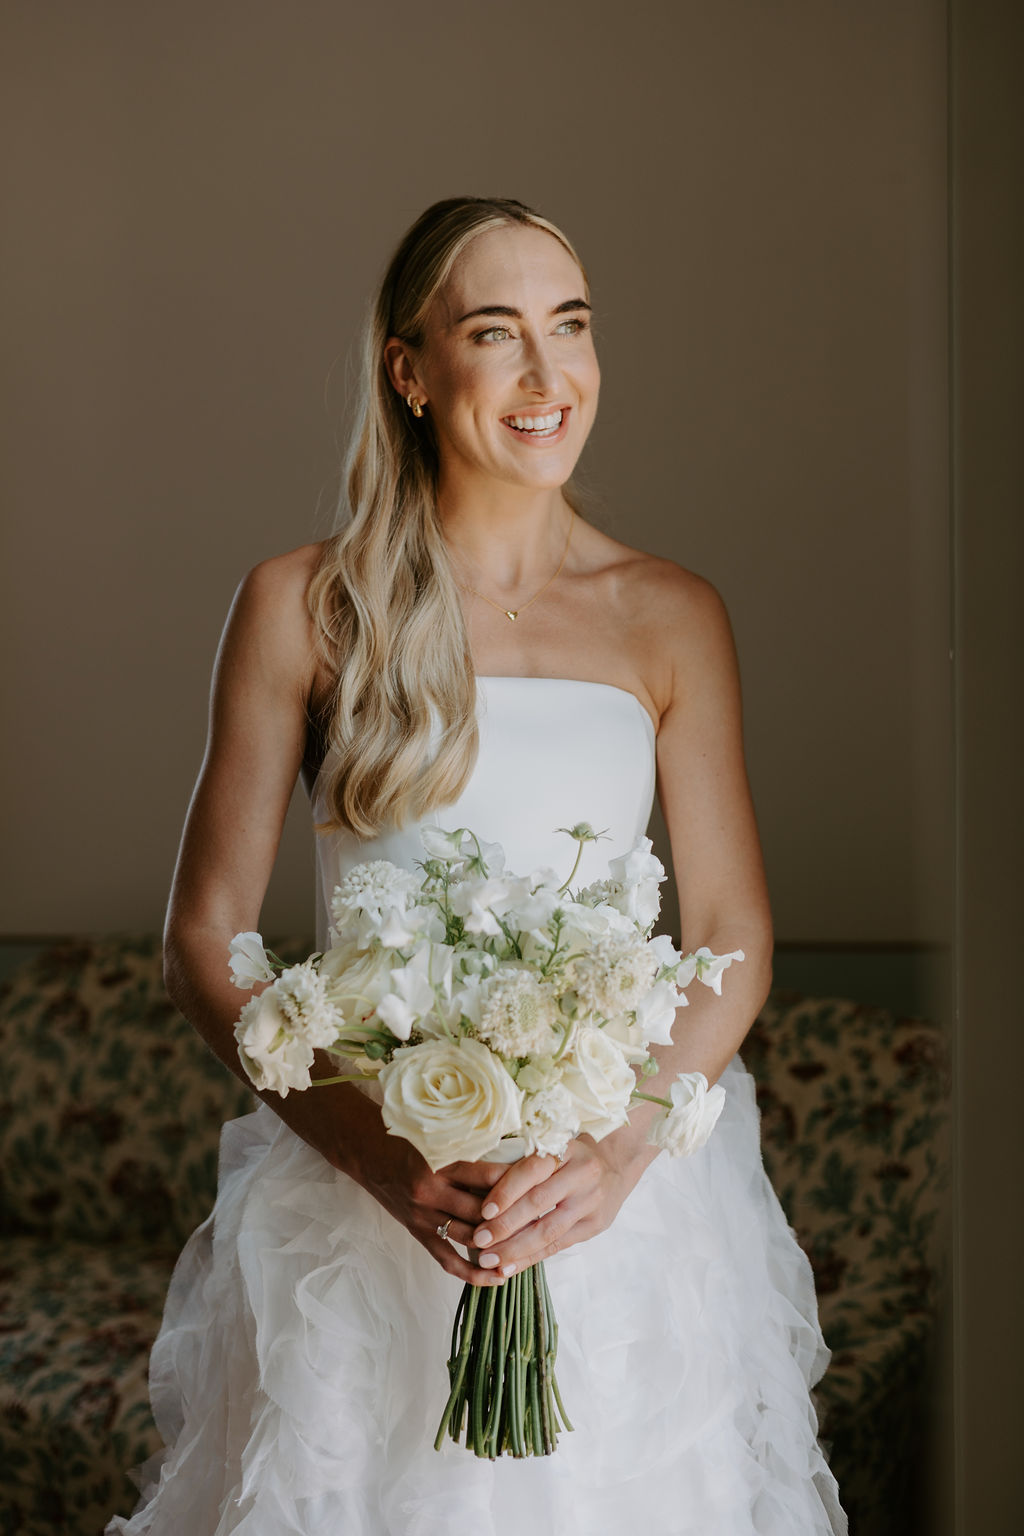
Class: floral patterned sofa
0,937,949,1536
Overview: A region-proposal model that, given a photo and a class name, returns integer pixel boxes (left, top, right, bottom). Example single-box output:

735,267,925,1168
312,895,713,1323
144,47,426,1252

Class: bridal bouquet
229,823,743,1458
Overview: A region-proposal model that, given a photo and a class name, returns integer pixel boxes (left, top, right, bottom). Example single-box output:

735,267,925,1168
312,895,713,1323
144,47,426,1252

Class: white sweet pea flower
228,932,276,990
234,988,314,1096
648,1071,726,1158
693,946,746,995
420,825,468,861
450,873,531,936
608,837,666,888
375,942,456,1042
648,932,683,974
506,869,564,933
422,826,506,877
633,977,685,1046
376,963,438,1042
602,837,667,930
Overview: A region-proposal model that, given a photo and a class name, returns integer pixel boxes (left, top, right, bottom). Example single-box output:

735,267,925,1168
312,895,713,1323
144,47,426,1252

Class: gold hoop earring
407,395,424,418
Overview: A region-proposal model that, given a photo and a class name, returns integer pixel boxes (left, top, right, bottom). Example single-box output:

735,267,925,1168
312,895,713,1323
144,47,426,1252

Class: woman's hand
465,1120,661,1281
336,1093,512,1286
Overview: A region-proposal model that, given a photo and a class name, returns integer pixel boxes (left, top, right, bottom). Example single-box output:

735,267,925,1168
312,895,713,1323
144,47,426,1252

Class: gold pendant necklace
454,511,574,622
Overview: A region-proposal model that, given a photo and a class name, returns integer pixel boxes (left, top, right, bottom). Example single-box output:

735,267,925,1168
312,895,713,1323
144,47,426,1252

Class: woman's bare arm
164,545,505,1285
470,564,773,1272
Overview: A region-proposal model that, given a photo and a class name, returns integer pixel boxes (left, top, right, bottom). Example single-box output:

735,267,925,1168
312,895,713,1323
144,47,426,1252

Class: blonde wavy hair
308,196,589,836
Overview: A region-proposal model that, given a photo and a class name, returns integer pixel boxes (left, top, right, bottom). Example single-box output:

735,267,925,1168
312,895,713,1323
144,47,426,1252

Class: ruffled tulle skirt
107,1058,846,1535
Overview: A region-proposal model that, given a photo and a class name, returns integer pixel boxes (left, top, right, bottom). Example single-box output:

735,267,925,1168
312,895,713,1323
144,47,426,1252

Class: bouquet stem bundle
435,1261,571,1457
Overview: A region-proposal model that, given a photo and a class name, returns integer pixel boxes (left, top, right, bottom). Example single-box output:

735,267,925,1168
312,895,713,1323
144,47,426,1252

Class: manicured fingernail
475,1228,492,1247
501,1263,516,1277
482,1202,499,1219
478,1252,500,1269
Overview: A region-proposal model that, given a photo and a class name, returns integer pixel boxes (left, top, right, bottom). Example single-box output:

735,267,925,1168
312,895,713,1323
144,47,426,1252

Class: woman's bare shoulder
577,522,729,648
221,541,331,696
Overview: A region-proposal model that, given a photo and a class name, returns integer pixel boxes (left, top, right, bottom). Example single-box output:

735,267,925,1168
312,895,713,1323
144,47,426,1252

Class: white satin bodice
311,677,658,950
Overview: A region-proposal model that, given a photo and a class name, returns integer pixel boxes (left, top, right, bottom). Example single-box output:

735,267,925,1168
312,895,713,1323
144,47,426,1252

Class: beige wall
1,1,950,947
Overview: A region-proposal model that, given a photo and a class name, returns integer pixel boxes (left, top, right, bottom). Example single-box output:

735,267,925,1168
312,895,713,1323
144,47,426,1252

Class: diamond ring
436,1218,453,1241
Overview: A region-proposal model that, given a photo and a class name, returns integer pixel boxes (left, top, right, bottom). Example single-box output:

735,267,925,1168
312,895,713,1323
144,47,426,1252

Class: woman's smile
499,405,571,442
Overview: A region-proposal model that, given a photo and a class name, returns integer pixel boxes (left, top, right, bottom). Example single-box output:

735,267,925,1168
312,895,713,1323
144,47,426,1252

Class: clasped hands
364,1119,660,1288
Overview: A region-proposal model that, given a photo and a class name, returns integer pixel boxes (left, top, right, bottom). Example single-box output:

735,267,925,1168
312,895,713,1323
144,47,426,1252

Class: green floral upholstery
0,940,949,1536
747,994,951,1536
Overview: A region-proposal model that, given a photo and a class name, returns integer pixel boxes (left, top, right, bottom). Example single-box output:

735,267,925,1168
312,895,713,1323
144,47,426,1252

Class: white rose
235,988,314,1096
647,1071,727,1158
600,1011,649,1064
378,1037,523,1171
559,1026,636,1141
228,931,276,990
319,943,396,1023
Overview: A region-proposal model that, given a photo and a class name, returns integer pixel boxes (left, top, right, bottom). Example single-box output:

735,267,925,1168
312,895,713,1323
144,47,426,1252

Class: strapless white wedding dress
109,678,846,1536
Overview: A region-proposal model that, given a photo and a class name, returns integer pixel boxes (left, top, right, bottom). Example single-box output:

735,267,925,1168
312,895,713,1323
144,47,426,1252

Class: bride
110,197,846,1533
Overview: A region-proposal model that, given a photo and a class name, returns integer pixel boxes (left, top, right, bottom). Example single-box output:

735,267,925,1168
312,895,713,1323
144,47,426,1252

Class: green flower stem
542,1265,573,1431
433,1260,570,1458
524,1272,543,1455
433,1284,480,1451
309,1073,366,1087
485,1277,510,1457
630,1088,673,1110
512,1270,527,1457
471,1285,497,1456
557,837,586,895
533,1263,553,1453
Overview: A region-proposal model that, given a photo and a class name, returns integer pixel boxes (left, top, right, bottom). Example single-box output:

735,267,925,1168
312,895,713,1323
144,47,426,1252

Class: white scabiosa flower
468,966,564,1059
274,961,345,1049
567,930,660,1021
331,861,421,945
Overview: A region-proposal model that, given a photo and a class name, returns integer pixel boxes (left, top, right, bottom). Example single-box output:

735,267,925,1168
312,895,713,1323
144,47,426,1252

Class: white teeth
504,410,563,434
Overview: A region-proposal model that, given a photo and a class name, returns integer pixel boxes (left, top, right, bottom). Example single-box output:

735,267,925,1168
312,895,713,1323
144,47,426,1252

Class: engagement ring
436,1218,452,1241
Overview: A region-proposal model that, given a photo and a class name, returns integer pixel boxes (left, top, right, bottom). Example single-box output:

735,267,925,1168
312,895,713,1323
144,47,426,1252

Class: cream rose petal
559,1026,636,1142
378,1037,523,1171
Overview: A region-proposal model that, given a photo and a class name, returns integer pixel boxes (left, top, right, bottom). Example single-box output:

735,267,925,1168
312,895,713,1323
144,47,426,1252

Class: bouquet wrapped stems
435,1261,571,1458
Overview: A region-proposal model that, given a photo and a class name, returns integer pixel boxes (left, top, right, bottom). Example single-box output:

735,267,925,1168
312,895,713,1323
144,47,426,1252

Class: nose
518,334,560,397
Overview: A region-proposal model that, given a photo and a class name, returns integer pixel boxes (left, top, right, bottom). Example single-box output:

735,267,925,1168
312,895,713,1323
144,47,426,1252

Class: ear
384,337,427,407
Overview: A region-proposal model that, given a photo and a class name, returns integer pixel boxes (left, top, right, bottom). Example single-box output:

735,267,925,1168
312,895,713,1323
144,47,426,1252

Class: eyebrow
452,297,592,326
